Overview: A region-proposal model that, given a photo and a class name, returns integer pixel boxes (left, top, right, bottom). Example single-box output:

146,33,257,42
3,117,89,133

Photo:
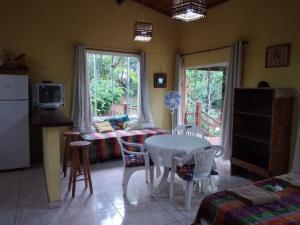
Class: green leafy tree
89,80,124,115
87,53,139,117
185,69,224,136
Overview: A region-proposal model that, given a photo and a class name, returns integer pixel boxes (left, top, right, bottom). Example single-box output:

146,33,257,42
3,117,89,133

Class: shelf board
235,111,272,119
234,133,270,144
231,157,270,177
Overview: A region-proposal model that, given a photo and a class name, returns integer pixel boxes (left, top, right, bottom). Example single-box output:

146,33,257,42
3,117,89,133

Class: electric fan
164,91,181,132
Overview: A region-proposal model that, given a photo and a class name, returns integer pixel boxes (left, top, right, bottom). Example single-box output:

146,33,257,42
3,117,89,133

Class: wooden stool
62,131,80,177
68,141,93,198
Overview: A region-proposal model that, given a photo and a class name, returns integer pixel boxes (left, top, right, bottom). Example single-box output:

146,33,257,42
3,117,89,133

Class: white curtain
138,52,154,128
292,111,300,172
221,41,243,160
175,54,184,127
71,44,93,133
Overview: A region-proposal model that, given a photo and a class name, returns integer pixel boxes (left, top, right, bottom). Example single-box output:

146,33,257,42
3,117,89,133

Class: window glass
86,51,139,119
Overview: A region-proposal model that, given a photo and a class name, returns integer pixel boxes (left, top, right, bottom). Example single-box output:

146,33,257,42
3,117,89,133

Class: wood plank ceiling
132,0,229,16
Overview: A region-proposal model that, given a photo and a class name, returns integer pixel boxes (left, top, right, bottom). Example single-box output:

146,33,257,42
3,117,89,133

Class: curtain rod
181,41,249,57
74,44,139,55
86,47,139,55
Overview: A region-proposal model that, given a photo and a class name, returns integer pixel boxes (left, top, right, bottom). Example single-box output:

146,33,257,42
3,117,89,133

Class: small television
32,83,64,109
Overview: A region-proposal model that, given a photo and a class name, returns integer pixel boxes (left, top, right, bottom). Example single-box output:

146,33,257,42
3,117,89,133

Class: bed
193,176,300,225
81,128,169,163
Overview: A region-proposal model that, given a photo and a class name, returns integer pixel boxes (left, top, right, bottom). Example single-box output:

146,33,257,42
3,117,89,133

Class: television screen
39,85,61,103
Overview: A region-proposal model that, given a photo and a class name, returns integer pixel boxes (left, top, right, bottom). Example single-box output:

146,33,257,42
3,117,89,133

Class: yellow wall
0,0,179,129
179,0,300,166
1,0,300,160
43,127,61,203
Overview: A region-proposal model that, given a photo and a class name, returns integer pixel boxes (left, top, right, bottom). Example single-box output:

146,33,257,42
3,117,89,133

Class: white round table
145,134,211,194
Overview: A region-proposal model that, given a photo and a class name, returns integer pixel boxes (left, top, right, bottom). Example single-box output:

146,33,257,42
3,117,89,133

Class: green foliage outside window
89,80,124,115
87,53,139,117
185,69,224,136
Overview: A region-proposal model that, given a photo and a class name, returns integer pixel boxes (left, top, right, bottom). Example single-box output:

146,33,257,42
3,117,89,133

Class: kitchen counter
31,110,73,127
31,110,73,207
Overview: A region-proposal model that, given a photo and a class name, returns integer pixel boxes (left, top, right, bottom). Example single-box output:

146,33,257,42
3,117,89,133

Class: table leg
154,167,171,194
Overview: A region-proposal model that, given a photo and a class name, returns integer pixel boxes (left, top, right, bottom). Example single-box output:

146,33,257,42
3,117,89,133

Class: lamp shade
134,22,153,42
172,0,207,22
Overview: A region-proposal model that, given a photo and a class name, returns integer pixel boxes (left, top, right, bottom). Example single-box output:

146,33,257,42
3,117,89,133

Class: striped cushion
86,128,169,162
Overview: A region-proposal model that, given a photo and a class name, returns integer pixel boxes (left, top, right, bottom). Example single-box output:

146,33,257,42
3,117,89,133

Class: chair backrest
185,125,208,139
192,147,216,181
173,125,207,139
173,125,186,135
211,145,224,158
114,131,127,160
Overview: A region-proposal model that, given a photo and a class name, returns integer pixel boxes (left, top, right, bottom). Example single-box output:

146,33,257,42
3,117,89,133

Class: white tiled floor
0,160,250,225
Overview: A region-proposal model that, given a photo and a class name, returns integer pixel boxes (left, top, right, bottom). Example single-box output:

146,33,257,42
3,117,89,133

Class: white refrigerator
0,74,30,170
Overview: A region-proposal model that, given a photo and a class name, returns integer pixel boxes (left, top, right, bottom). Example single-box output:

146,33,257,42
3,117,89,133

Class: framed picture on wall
265,43,291,68
154,73,167,88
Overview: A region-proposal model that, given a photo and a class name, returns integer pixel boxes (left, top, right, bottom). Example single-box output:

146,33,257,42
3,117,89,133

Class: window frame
86,49,140,120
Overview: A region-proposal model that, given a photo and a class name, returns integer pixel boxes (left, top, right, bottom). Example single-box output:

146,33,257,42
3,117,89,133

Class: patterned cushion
105,115,130,130
176,164,195,181
124,154,153,168
94,121,114,133
86,128,170,162
123,119,143,131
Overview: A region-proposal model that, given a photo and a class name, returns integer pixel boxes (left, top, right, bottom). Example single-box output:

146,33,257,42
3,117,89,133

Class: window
86,51,140,118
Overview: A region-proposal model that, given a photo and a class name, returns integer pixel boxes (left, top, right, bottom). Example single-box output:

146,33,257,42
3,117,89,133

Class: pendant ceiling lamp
172,0,207,22
133,22,153,42
134,0,153,42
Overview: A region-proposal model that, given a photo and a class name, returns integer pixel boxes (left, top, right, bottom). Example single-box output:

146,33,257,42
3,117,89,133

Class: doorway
183,65,227,145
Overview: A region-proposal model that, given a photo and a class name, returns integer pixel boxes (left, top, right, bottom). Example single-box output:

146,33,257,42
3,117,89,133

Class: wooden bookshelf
231,88,295,177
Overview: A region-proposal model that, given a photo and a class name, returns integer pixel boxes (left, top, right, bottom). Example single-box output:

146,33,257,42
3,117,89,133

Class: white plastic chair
173,125,186,135
213,145,224,159
115,131,154,197
173,125,208,139
170,145,224,210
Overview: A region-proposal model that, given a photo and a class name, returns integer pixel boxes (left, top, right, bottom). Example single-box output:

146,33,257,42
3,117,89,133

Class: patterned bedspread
194,177,300,225
82,128,169,162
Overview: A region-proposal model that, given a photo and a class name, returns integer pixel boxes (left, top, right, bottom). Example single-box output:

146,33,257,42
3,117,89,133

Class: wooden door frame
182,62,228,125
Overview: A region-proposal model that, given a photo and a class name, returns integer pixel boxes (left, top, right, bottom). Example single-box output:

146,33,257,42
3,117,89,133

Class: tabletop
145,134,210,152
145,134,211,168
